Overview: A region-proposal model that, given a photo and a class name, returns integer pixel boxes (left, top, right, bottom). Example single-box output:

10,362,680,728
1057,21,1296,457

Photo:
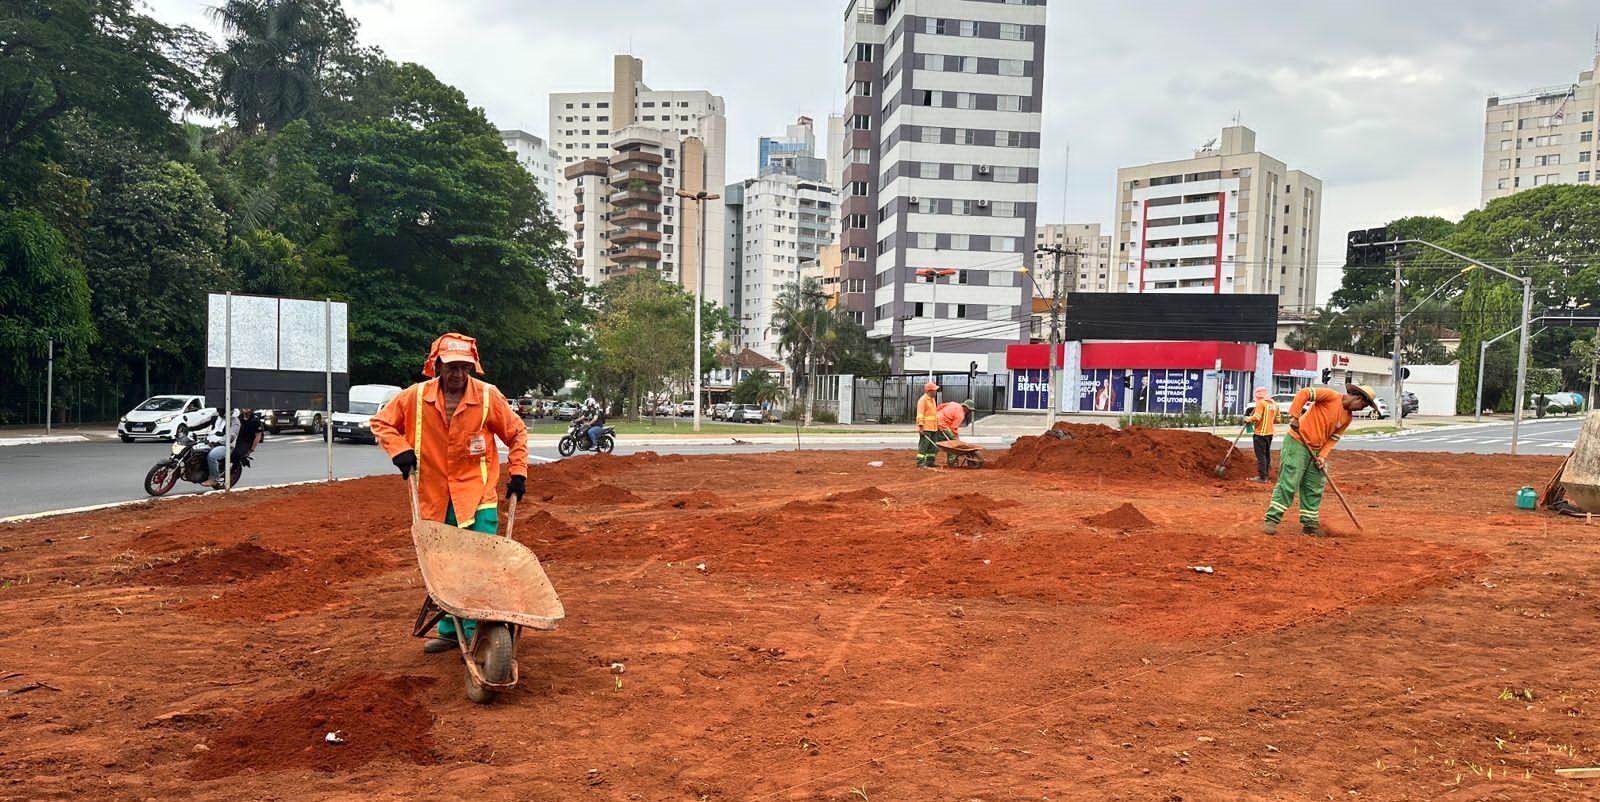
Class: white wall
1406,364,1460,416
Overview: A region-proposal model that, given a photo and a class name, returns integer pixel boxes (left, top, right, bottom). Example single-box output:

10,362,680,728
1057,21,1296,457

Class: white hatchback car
118,395,217,442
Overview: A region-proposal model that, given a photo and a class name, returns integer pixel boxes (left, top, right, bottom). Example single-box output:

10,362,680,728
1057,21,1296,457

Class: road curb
0,435,90,447
0,476,364,525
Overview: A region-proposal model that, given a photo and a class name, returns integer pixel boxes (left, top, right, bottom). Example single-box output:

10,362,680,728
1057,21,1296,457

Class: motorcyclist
202,408,261,488
576,398,606,450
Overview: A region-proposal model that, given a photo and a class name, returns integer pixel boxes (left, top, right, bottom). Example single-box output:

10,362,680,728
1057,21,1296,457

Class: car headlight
120,416,128,423
158,415,175,423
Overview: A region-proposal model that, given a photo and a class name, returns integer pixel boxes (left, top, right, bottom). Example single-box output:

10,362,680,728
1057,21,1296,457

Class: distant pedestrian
1263,383,1375,536
1245,388,1280,483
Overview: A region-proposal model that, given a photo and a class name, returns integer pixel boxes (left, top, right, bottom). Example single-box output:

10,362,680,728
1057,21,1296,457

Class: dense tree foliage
0,0,580,422
770,277,888,423
582,273,732,419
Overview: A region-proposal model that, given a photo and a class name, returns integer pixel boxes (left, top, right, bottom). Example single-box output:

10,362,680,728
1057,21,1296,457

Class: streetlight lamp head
675,190,695,199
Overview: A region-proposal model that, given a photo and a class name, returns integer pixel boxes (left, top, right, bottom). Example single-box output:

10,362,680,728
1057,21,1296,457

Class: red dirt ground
2,428,1598,801
1083,502,1157,531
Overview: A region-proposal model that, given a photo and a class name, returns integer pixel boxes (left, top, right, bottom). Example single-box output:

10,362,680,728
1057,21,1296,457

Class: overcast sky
148,0,1600,305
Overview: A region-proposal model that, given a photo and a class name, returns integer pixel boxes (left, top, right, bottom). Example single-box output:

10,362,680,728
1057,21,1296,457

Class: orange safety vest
370,377,528,526
1247,398,1279,436
916,394,940,432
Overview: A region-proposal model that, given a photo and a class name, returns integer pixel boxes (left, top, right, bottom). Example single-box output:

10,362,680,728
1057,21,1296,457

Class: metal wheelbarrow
935,438,987,468
408,480,565,703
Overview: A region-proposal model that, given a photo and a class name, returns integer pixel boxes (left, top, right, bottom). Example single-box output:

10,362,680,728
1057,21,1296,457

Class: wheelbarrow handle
503,495,516,541
407,475,420,524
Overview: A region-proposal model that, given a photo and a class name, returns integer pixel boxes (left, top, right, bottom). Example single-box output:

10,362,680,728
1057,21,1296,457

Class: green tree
206,0,358,134
1285,297,1448,363
0,208,94,373
1328,215,1459,310
1572,333,1600,409
732,369,785,407
771,278,830,422
586,273,694,418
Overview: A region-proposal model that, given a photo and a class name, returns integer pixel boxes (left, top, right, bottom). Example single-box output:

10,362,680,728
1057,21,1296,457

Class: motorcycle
143,432,254,497
557,420,616,456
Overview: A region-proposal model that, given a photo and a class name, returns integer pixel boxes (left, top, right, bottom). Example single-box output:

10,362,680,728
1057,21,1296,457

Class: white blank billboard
207,294,349,373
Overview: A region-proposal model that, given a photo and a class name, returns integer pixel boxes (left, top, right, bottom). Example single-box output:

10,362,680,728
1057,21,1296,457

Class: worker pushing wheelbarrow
933,398,985,468
370,333,565,702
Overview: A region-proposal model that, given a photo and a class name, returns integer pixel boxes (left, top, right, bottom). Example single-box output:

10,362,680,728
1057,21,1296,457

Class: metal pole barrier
45,339,53,434
223,292,232,492
325,298,334,482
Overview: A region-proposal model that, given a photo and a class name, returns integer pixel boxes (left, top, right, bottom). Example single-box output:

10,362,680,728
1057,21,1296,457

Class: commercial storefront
1007,341,1318,415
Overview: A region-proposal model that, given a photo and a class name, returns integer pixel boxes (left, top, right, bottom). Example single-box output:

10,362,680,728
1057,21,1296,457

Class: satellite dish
1199,137,1217,151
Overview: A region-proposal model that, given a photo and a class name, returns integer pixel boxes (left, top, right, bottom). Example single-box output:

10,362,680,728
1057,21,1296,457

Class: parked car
712,402,732,421
677,401,695,417
732,404,765,423
1528,391,1585,416
513,396,536,417
118,395,216,442
554,402,580,421
1400,391,1419,417
332,384,403,443
266,407,326,435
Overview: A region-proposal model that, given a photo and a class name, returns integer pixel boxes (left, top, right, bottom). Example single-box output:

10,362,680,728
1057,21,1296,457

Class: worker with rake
1245,388,1280,483
935,399,975,467
371,332,529,653
1263,383,1375,536
915,381,945,468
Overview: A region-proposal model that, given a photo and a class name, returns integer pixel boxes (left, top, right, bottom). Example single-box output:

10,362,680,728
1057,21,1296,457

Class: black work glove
506,475,526,501
392,450,417,479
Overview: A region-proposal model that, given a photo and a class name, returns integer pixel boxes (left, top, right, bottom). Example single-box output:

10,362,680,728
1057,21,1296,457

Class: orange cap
924,381,940,393
422,332,483,377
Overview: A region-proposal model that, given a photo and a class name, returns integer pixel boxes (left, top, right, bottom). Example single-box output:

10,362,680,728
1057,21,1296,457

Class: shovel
1213,424,1251,478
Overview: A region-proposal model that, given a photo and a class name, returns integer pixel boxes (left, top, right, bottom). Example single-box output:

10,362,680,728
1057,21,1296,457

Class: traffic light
1345,227,1390,267
968,361,979,380
1321,368,1333,383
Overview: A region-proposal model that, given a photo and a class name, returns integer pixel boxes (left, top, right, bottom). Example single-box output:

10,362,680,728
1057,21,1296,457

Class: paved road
0,417,1582,520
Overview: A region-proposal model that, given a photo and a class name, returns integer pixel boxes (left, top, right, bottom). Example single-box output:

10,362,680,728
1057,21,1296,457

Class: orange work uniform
370,376,528,527
936,401,966,434
1286,387,1351,460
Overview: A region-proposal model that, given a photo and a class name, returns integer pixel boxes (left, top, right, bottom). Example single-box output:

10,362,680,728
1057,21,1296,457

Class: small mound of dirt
138,543,291,586
189,674,437,779
178,571,349,622
938,493,1020,509
997,422,1249,481
1083,503,1156,531
780,499,839,515
660,491,729,510
828,486,894,503
942,507,1010,534
517,509,580,541
551,483,642,506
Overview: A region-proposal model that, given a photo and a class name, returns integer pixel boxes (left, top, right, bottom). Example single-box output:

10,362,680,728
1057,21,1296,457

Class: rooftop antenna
1231,110,1241,126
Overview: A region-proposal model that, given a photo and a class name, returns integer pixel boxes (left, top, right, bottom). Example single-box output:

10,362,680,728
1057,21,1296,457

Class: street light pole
914,267,956,383
1374,238,1531,455
677,189,720,433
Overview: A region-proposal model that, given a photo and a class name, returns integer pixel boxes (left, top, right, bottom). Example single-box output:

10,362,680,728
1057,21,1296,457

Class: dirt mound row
137,542,291,586
189,674,437,779
827,486,894,503
1082,502,1156,531
516,508,581,541
942,507,1010,534
659,491,729,510
938,493,1019,509
550,483,643,506
997,422,1250,481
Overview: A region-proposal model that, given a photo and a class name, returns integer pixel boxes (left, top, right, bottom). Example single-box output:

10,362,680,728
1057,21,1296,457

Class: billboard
1011,368,1051,410
1062,293,1278,344
207,294,348,372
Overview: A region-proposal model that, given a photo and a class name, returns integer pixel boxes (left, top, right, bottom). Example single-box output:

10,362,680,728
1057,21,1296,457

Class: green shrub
812,409,838,424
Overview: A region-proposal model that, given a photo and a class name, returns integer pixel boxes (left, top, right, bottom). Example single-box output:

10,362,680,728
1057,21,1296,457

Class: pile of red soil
137,542,291,586
1082,502,1156,531
827,486,894,503
997,422,1249,481
659,491,729,510
189,674,437,779
941,506,1010,534
938,492,1019,509
550,483,642,506
517,508,580,541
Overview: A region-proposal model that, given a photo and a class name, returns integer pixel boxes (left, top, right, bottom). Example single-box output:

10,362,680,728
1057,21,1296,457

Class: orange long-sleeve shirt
370,377,528,526
916,394,940,432
1246,398,1279,436
936,401,966,434
1286,387,1351,460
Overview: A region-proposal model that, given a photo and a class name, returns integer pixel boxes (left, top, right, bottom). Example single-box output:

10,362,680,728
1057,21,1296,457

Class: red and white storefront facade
1005,340,1318,414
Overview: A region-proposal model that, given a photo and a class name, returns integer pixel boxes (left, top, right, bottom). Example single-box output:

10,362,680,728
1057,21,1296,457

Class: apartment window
921,90,942,107
953,164,973,180
914,302,927,317
849,181,869,196
993,236,1017,251
854,43,875,62
564,103,574,109
845,214,867,229
920,126,941,144
999,59,1026,76
950,234,970,250
1583,130,1595,143
850,115,872,131
958,56,978,73
923,17,946,35
850,148,871,164
993,166,1021,183
853,81,873,97
1581,171,1592,182
680,102,690,108
959,20,977,36
1500,120,1514,131
955,304,970,319
915,232,938,249
642,101,655,108
919,162,940,179
1582,151,1593,162
997,95,1024,112
954,92,977,109
953,200,973,215
597,116,609,122
1498,158,1512,169
992,201,1016,217
1535,154,1561,166
1585,111,1596,123
1499,139,1513,151
955,128,976,145
1001,131,1025,147
999,23,1024,40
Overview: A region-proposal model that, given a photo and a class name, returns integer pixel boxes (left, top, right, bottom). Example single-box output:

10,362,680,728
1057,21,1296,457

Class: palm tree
770,278,831,424
207,0,352,134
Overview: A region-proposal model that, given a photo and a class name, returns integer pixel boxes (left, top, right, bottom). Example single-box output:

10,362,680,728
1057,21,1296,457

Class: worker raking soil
1263,383,1375,536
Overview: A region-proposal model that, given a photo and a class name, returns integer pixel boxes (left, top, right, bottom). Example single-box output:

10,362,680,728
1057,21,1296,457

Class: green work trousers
436,502,498,642
917,429,951,467
1264,437,1325,528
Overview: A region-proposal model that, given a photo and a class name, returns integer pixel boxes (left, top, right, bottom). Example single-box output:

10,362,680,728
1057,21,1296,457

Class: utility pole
1392,261,1404,430
45,339,54,435
676,189,720,433
1034,245,1073,427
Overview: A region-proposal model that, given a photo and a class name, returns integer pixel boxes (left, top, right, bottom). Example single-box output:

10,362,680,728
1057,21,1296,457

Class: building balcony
612,209,662,225
610,189,663,207
564,159,609,180
573,203,585,215
610,228,662,245
610,169,662,186
611,150,664,168
612,247,663,263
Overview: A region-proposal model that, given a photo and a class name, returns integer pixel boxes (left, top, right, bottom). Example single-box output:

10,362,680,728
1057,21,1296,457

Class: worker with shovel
915,382,944,468
370,332,529,653
1263,383,1375,536
935,399,975,466
1245,388,1280,483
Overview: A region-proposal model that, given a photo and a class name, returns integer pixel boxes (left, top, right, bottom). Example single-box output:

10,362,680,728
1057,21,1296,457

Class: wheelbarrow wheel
465,623,514,704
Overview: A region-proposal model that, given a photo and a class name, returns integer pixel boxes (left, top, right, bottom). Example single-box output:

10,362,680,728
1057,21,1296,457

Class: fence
0,376,199,428
844,373,1010,425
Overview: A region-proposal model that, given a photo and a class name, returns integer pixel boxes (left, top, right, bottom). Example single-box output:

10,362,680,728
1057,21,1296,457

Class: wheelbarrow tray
936,439,984,454
411,518,565,631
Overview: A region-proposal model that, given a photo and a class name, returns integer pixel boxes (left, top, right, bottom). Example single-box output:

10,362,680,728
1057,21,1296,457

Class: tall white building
499,129,559,204
728,118,837,360
549,56,728,300
1034,223,1112,292
1113,126,1321,311
1482,54,1600,205
841,0,1048,374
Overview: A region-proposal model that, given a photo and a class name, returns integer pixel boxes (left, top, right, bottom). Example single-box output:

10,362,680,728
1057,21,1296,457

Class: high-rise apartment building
550,56,728,302
1034,223,1112,292
1482,54,1600,205
759,116,818,172
1113,126,1321,310
840,0,1047,374
727,120,837,359
499,129,559,203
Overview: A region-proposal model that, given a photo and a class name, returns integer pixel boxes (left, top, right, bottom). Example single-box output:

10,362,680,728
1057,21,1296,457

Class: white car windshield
137,398,187,412
347,402,380,415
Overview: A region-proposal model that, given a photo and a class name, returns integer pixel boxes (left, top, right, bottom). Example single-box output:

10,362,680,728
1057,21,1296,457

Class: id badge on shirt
468,434,487,456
